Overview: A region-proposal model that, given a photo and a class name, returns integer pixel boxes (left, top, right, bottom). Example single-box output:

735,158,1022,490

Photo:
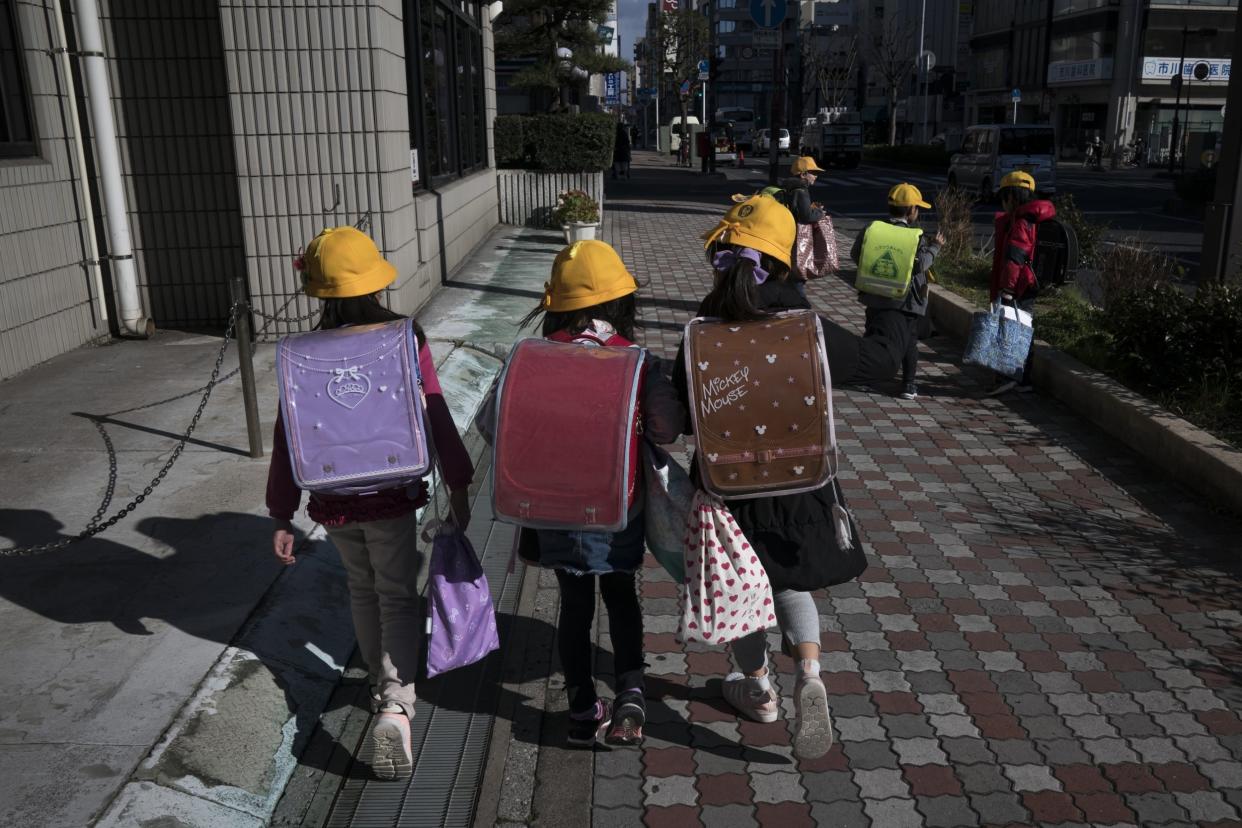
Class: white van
668,115,700,155
948,125,1057,199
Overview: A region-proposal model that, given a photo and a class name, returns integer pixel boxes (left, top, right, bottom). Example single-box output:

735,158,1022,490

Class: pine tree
496,0,629,110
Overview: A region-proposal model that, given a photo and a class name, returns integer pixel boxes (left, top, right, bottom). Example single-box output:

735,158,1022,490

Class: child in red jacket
988,171,1056,395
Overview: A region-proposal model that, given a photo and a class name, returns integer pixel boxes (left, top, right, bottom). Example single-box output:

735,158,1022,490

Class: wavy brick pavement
585,162,1242,828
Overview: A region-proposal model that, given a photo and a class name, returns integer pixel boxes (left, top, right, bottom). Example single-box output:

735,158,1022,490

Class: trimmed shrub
494,115,525,168
495,113,616,172
528,113,615,172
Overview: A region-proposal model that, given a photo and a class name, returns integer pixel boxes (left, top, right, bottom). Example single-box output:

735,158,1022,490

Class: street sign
813,1,852,27
752,29,780,49
1011,87,1021,102
698,59,710,73
679,79,691,95
920,51,936,73
597,24,614,43
749,0,786,29
605,73,620,105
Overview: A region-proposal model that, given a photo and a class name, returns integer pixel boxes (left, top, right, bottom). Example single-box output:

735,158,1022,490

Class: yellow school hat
702,194,796,269
302,227,397,299
791,156,825,174
1000,170,1036,191
543,240,638,312
888,182,932,209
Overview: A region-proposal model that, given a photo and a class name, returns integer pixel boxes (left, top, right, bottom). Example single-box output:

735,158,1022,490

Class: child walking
850,183,944,400
497,240,684,748
266,226,474,779
988,170,1056,395
672,196,866,760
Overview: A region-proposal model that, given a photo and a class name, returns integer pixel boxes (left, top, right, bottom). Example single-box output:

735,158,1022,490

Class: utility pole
769,19,784,185
1202,13,1242,284
918,0,927,144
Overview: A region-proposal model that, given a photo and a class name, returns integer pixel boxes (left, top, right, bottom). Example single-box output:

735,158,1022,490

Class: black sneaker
566,700,611,749
606,690,646,746
899,383,918,400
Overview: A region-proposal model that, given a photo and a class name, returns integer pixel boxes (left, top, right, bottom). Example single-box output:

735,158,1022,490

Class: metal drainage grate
325,468,522,828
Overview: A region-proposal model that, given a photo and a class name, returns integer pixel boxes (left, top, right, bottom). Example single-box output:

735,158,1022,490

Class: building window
0,0,36,159
406,0,487,187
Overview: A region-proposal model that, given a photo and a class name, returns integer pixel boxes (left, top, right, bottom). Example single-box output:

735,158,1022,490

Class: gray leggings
731,589,821,673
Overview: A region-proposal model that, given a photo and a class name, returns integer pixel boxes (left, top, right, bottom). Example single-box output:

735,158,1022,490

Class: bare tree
655,7,709,161
802,33,859,112
867,16,916,145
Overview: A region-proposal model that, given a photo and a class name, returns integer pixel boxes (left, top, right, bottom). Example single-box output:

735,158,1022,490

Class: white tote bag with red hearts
678,490,776,645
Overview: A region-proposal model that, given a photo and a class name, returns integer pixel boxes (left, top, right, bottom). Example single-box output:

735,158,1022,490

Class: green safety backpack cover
855,221,922,300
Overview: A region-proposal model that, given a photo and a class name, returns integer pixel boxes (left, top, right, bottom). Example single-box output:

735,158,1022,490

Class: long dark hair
317,293,426,342
519,293,639,341
699,243,789,322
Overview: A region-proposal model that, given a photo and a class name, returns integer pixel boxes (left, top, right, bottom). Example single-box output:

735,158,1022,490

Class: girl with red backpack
266,227,475,779
494,240,685,748
988,171,1056,395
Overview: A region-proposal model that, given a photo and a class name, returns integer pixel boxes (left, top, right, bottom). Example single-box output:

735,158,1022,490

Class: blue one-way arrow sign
749,0,786,29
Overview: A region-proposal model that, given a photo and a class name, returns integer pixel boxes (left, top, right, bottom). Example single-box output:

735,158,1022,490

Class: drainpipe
72,0,152,337
49,0,104,325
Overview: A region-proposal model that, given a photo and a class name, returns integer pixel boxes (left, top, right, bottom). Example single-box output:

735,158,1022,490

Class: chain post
230,276,264,459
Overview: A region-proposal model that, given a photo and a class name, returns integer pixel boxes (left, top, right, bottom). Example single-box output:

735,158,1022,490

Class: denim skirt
535,505,646,576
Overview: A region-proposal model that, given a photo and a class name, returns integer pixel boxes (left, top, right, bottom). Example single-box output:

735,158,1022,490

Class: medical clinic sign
1142,57,1231,83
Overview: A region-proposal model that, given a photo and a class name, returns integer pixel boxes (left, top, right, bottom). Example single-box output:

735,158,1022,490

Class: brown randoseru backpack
685,310,837,499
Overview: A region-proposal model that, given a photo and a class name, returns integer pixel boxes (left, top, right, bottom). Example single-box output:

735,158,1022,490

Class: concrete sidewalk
0,223,552,827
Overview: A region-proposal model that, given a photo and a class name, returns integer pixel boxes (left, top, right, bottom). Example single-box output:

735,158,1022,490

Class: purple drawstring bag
425,522,499,678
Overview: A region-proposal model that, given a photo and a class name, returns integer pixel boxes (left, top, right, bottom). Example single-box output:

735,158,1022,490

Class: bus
715,107,756,151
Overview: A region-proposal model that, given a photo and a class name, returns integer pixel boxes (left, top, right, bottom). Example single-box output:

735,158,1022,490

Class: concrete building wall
0,0,107,380
216,0,498,336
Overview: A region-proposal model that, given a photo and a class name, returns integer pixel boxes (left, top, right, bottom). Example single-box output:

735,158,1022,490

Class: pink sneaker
722,672,779,723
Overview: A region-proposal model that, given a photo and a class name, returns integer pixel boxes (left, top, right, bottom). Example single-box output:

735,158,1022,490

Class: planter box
497,170,605,229
563,222,599,243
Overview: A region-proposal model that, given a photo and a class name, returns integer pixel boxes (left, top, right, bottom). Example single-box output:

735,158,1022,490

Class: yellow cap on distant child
791,156,825,175
1000,170,1036,191
302,227,397,299
702,194,796,268
887,182,932,209
543,240,638,312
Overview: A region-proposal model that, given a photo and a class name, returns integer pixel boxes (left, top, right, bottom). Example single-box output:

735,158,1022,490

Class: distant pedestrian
987,171,1056,395
484,241,684,749
266,227,475,780
670,195,883,760
613,120,632,180
849,183,944,400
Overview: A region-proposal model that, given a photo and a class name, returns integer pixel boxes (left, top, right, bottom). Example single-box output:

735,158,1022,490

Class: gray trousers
328,514,423,719
730,589,821,674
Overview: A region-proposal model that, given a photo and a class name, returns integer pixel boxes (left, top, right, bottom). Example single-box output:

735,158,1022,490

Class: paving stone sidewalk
557,162,1242,828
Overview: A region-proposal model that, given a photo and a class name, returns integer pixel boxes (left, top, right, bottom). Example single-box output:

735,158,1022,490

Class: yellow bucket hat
302,227,397,299
790,156,825,175
702,195,796,269
543,240,638,312
1000,170,1036,191
887,182,932,210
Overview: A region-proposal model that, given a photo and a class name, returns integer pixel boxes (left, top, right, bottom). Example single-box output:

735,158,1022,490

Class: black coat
777,178,824,224
673,280,868,591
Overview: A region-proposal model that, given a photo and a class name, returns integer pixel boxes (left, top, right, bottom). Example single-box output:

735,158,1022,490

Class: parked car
755,128,790,155
668,115,701,156
948,124,1057,199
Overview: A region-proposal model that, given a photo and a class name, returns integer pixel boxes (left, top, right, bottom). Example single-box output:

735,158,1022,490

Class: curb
928,286,1242,516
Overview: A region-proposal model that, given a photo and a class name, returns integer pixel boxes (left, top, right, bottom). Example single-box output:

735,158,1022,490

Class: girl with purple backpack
266,226,474,779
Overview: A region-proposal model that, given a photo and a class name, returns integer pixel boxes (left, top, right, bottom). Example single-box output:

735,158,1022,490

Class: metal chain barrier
1,291,322,557
0,211,397,554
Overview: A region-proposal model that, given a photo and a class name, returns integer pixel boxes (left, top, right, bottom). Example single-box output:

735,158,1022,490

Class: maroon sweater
266,341,474,527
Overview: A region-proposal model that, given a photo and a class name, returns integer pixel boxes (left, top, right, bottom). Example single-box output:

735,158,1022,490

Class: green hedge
863,143,952,169
494,115,525,168
494,113,616,172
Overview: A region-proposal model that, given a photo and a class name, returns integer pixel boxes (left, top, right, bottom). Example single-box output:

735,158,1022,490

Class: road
717,160,1206,273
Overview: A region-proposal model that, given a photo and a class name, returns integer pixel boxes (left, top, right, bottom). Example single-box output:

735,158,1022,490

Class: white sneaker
370,710,412,779
722,672,779,723
987,379,1018,397
793,672,833,760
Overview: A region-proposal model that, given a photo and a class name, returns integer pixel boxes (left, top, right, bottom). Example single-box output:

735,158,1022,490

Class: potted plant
552,189,601,243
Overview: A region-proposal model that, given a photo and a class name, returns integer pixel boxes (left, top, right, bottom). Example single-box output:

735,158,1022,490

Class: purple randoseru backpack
425,524,500,678
276,319,431,496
